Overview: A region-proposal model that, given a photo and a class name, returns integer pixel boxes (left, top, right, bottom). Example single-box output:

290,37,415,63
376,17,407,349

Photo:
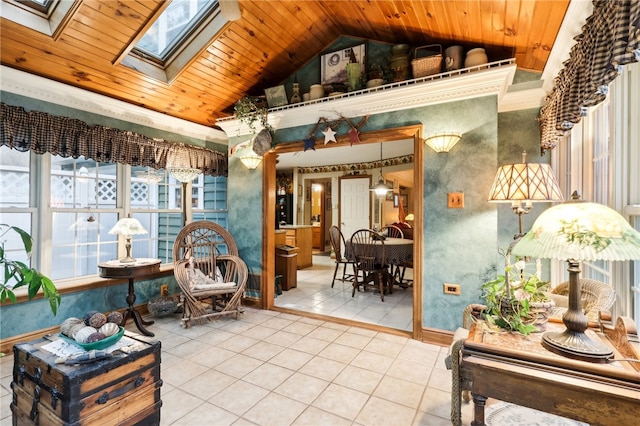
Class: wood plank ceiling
1,0,570,128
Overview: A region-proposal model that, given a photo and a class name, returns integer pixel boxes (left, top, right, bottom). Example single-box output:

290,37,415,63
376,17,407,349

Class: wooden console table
461,320,640,426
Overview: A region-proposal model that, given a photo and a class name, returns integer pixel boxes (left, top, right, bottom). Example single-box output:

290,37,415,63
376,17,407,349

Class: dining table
347,236,413,289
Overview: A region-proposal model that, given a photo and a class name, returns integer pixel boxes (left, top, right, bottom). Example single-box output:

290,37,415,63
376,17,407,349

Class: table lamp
109,216,147,263
512,191,640,362
488,151,564,239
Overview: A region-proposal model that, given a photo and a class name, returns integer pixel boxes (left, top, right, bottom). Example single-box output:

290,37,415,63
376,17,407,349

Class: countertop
279,225,314,229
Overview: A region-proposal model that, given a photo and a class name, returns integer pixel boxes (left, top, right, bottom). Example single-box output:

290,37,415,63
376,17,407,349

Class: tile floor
275,254,414,332
0,307,474,425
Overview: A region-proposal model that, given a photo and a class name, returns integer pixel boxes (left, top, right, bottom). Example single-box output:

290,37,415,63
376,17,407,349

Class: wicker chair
329,226,355,287
549,278,616,323
350,229,391,301
172,221,247,327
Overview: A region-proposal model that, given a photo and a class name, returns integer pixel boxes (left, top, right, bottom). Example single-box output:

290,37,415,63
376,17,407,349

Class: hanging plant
234,96,274,135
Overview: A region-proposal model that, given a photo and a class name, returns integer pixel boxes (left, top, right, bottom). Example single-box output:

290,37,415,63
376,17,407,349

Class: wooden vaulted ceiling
1,0,570,128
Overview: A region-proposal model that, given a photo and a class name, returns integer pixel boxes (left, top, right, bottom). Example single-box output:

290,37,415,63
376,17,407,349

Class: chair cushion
193,281,237,291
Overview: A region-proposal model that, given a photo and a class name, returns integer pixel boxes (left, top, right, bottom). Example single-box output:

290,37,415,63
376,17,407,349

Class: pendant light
370,143,392,197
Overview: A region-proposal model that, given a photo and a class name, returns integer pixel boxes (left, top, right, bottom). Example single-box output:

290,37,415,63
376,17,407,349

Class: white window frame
0,0,79,39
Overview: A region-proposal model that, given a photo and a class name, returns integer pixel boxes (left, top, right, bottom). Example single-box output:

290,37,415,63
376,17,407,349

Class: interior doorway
262,125,424,340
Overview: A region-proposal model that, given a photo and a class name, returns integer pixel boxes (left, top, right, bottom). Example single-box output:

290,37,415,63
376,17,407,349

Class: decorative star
322,126,337,144
303,138,315,152
348,127,360,145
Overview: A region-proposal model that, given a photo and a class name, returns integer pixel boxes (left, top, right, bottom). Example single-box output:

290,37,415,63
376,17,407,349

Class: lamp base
542,330,613,363
119,255,137,263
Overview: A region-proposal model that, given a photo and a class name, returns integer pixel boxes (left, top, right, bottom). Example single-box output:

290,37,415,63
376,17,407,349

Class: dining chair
350,229,391,301
329,226,356,287
381,224,404,239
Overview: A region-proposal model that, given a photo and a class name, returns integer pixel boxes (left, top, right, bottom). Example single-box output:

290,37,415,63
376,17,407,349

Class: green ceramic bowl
59,326,125,351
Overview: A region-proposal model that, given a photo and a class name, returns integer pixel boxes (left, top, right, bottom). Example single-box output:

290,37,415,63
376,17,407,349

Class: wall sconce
240,151,263,169
488,151,564,238
424,132,462,153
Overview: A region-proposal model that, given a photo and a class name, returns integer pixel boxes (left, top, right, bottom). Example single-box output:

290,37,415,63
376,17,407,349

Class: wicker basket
411,44,442,78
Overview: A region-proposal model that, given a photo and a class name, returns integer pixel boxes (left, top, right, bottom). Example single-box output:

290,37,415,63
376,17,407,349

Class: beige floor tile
288,335,331,355
263,330,302,347
171,401,238,425
162,359,209,387
373,375,426,409
427,365,452,393
242,341,285,362
260,317,295,330
268,348,314,371
274,372,330,404
208,380,269,416
334,331,373,349
386,358,432,385
186,345,236,368
242,393,307,426
333,365,383,394
282,321,319,336
417,387,452,421
194,328,236,345
318,342,361,364
292,406,352,426
217,335,260,353
298,356,347,382
180,369,237,400
413,411,452,426
241,324,279,340
347,326,378,337
242,363,294,391
364,336,405,357
312,383,369,421
160,388,208,425
356,396,417,426
214,353,263,379
307,326,344,342
297,317,325,326
350,350,395,374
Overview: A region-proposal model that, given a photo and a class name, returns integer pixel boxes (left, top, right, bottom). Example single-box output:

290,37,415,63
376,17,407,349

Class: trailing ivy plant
234,96,274,135
1,224,60,315
481,250,550,335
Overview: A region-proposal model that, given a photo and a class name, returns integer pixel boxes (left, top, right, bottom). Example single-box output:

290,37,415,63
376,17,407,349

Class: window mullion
37,153,53,276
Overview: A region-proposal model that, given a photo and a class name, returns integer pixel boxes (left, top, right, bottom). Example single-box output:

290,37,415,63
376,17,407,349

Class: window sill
1,264,175,306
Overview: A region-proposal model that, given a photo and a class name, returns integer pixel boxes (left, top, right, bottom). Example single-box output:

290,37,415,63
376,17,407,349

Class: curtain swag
538,0,639,154
0,102,228,177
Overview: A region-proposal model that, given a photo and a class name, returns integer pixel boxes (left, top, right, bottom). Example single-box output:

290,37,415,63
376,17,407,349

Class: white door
339,176,371,242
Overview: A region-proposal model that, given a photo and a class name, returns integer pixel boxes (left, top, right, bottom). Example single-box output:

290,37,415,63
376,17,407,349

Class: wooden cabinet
312,226,322,249
283,227,313,269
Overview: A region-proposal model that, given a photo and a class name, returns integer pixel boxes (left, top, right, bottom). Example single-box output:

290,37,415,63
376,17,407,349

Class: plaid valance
539,0,639,153
0,103,228,177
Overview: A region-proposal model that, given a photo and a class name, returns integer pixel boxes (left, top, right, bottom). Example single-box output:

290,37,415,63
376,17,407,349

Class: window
0,148,228,282
556,62,640,322
120,0,229,83
0,0,78,38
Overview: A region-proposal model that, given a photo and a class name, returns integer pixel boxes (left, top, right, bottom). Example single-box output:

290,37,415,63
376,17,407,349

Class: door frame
262,124,424,340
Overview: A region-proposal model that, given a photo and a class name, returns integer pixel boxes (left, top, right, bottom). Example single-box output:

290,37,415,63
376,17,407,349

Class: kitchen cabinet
312,226,323,249
281,226,313,269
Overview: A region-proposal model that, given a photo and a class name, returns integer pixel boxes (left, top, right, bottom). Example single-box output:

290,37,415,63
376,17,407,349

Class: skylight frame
119,0,230,85
0,0,78,39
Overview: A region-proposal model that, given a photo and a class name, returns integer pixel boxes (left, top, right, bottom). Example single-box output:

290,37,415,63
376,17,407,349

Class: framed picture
306,187,311,202
386,191,395,202
326,182,331,196
264,85,288,108
320,43,366,87
400,194,408,208
326,197,331,210
393,193,400,207
298,184,302,196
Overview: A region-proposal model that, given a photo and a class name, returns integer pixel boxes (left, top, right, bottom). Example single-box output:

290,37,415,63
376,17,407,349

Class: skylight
134,0,215,63
121,0,231,84
0,0,77,38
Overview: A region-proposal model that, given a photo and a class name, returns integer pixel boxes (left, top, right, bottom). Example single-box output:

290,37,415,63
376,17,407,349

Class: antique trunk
11,333,162,425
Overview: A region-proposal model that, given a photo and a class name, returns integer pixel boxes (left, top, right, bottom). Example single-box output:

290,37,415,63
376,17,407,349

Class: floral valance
539,0,639,153
0,103,228,177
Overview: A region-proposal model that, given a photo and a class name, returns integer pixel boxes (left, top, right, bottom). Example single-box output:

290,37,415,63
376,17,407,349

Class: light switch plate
448,192,464,208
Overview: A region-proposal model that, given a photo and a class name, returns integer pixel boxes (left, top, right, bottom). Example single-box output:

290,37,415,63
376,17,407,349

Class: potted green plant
1,224,60,315
481,251,553,335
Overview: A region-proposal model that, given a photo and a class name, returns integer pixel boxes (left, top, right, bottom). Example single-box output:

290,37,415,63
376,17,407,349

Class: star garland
304,114,369,148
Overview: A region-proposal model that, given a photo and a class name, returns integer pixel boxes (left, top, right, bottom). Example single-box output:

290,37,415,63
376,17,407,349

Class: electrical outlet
443,283,461,295
448,192,464,208
160,284,169,297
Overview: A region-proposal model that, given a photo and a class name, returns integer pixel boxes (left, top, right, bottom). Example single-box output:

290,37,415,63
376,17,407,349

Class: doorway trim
262,124,423,341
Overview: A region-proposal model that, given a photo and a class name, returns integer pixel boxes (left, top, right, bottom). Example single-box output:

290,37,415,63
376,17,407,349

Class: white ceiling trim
218,61,517,137
0,65,229,145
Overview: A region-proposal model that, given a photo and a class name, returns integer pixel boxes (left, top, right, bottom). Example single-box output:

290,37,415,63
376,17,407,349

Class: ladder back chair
350,229,391,301
329,226,356,287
